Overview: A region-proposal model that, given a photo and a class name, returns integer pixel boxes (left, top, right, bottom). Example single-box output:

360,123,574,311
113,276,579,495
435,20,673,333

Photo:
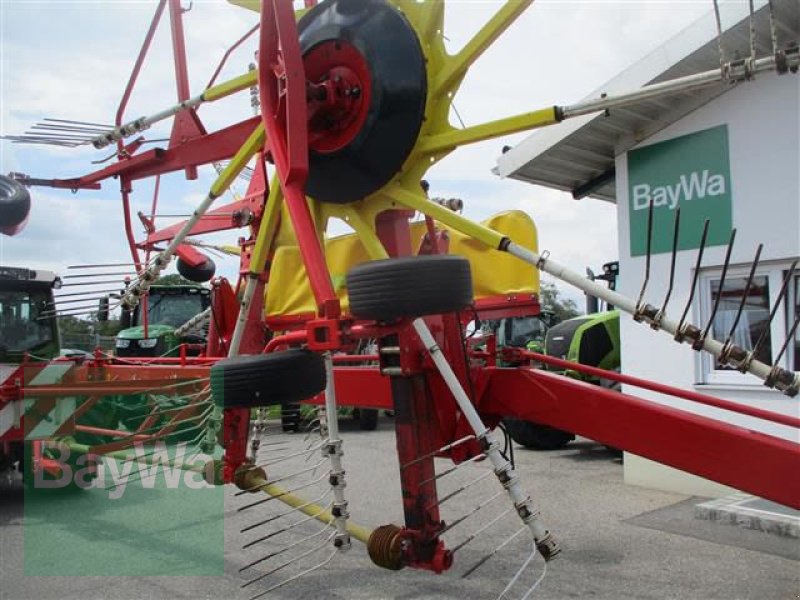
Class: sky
0,0,718,313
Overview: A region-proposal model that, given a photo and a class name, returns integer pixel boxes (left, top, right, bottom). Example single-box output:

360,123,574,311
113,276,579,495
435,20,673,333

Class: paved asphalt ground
2,415,798,600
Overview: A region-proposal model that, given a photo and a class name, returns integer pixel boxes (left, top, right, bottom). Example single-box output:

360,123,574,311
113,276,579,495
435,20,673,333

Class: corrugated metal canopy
495,0,799,203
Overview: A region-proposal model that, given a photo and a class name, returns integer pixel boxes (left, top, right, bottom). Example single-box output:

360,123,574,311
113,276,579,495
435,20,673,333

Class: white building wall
614,72,800,497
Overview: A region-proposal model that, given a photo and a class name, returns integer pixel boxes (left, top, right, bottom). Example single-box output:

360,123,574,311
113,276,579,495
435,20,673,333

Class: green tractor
0,266,109,486
502,262,622,451
109,284,211,438
502,310,621,450
114,285,211,358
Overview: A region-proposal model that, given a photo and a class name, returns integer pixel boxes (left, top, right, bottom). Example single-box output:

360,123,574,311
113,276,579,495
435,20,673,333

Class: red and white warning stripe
0,361,76,441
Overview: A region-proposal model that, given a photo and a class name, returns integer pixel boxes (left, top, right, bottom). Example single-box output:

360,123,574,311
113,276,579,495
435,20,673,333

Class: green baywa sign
628,125,732,256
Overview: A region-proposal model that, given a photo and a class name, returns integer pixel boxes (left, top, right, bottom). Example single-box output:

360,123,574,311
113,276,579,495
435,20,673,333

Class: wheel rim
299,0,427,204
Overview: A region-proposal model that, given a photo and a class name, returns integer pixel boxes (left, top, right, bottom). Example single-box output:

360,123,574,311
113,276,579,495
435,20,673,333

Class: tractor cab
487,311,559,353
115,285,211,357
0,266,60,363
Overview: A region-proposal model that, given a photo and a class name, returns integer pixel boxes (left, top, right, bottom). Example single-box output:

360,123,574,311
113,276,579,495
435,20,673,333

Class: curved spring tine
241,488,333,534
750,261,798,364
699,228,737,346
242,500,334,550
676,219,710,338
635,200,655,315
247,548,338,600
237,471,330,512
774,311,800,368
723,244,763,348
401,434,475,470
240,522,334,575
460,519,522,576
657,207,682,321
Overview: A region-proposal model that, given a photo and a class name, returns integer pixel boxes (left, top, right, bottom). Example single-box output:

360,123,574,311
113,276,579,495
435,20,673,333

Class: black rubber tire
211,350,326,409
503,418,574,451
347,255,473,321
298,0,427,203
0,174,31,231
281,403,302,433
177,256,216,283
357,408,379,431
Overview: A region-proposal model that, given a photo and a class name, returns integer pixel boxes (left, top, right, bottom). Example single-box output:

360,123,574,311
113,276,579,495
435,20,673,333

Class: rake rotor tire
298,0,427,203
281,402,302,433
211,350,326,409
503,418,574,451
177,256,216,283
0,174,31,230
354,407,379,431
347,255,473,321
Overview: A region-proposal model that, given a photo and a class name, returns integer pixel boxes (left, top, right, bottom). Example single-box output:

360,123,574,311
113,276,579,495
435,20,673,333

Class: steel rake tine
242,500,334,550
247,548,338,600
499,541,547,600
723,244,763,348
453,507,515,558
774,311,800,368
103,446,206,491
419,452,487,487
751,260,798,365
56,288,124,298
767,0,779,54
240,525,335,576
255,441,325,469
43,117,115,128
698,228,737,349
241,488,333,534
654,207,682,326
440,490,504,535
433,470,495,509
676,219,710,339
235,458,327,496
635,199,655,316
401,434,475,470
237,472,331,512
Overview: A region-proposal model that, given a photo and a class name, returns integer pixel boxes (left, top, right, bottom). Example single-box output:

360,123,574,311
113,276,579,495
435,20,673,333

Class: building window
698,265,798,386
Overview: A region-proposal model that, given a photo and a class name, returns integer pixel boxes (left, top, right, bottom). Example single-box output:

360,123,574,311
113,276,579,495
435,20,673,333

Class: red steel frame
4,0,798,576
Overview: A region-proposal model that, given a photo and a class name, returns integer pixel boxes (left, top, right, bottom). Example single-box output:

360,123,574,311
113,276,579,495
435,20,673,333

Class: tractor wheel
177,256,216,283
503,418,574,451
347,255,473,321
353,408,379,431
211,350,326,409
0,174,31,232
298,0,427,203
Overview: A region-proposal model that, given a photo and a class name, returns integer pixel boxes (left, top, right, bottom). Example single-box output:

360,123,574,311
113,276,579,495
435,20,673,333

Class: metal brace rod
411,318,560,561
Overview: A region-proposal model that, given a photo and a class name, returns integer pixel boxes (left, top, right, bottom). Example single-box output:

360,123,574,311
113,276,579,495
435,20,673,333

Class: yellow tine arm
341,208,390,260
433,0,534,97
416,106,559,155
203,70,258,103
248,178,285,275
389,186,506,249
210,125,266,198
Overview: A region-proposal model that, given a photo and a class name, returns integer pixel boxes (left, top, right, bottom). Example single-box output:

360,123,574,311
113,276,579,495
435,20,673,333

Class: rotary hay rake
1,0,799,597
